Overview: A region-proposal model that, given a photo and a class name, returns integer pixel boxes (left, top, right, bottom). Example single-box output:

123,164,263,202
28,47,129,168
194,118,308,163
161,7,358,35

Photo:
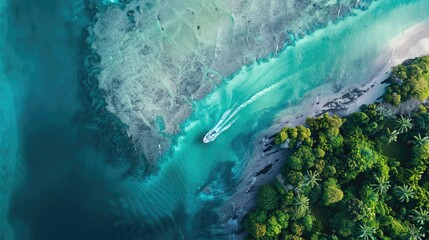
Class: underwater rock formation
88,0,373,163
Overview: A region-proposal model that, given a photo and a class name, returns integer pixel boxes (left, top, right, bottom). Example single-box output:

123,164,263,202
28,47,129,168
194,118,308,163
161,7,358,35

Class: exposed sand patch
271,21,429,130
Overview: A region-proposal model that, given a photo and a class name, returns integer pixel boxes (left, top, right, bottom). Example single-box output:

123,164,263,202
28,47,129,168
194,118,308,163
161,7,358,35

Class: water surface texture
90,0,371,163
1,0,429,239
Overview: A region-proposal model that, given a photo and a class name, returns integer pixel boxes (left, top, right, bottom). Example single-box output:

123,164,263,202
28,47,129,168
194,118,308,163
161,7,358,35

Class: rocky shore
220,20,429,239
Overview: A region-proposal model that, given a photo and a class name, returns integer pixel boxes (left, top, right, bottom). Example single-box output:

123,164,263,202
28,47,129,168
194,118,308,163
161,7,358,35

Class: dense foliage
384,55,429,105
243,56,429,239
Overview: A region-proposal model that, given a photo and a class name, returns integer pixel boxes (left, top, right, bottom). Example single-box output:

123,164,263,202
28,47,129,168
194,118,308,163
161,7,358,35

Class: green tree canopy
306,113,344,136
322,178,344,206
257,185,279,210
384,55,429,105
244,56,429,239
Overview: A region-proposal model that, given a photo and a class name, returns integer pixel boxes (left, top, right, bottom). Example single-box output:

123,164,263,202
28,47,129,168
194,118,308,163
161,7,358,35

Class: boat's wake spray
203,81,282,143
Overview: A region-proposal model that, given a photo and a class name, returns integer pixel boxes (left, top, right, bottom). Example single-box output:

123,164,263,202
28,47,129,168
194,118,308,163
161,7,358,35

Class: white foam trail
216,117,238,136
206,81,284,141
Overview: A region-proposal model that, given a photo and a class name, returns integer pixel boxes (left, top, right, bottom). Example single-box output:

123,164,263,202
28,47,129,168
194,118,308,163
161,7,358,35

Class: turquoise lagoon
1,0,429,239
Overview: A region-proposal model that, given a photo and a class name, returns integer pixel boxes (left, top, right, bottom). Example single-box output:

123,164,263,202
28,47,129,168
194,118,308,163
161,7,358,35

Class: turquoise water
121,0,429,237
0,0,18,238
0,78,18,239
2,0,429,239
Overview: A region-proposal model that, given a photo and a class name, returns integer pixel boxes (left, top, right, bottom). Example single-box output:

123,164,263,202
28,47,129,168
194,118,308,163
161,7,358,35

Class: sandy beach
220,21,429,237
271,21,429,130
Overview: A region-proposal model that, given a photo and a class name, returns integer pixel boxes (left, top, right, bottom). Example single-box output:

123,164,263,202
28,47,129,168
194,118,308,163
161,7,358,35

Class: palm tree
410,208,429,225
387,128,399,143
293,194,310,217
304,170,321,188
413,133,429,146
405,224,425,240
408,168,424,183
394,184,415,202
371,176,391,195
396,115,413,133
357,224,376,240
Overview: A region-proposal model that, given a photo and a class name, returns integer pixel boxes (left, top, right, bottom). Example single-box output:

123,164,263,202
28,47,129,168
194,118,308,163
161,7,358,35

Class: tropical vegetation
243,56,429,239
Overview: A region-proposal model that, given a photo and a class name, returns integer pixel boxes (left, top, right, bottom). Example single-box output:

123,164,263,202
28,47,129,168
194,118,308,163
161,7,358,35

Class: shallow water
2,0,429,239
130,0,429,237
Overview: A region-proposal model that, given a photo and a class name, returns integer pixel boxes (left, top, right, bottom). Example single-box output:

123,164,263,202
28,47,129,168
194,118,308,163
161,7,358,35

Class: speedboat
203,109,232,143
203,129,218,143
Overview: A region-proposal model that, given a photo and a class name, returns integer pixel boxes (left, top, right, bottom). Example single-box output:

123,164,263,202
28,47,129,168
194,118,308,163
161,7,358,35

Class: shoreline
220,21,429,238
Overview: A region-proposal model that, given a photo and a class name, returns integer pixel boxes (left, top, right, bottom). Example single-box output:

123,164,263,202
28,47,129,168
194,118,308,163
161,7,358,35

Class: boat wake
203,81,282,143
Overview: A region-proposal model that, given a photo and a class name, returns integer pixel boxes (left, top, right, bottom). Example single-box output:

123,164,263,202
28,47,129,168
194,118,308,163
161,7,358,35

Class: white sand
220,21,429,235
349,21,429,112
270,21,429,131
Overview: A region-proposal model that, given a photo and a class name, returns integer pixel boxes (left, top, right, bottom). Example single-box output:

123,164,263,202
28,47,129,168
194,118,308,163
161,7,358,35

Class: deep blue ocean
1,0,429,239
